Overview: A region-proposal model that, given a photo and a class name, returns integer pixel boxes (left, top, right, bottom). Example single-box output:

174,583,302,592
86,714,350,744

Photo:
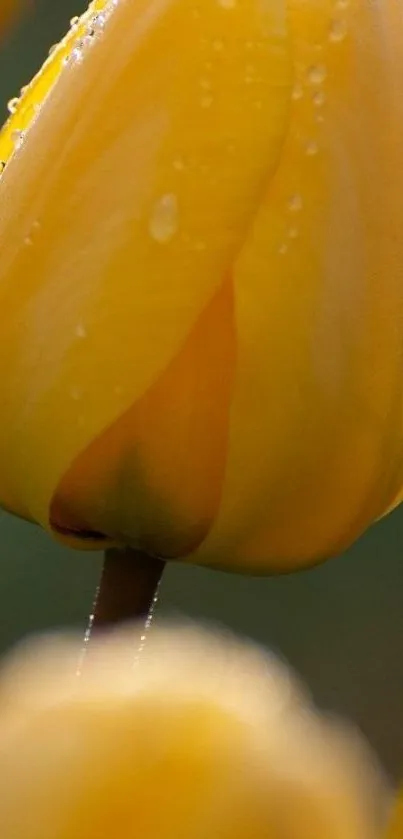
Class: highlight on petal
0,623,388,838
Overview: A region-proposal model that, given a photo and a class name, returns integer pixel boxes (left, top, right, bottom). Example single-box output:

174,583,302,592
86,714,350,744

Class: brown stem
78,548,165,671
93,548,165,628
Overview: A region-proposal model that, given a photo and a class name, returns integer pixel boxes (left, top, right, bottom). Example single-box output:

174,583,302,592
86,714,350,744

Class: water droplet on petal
12,129,25,149
329,19,347,42
149,194,178,244
7,97,20,114
305,140,319,156
307,64,327,84
313,90,326,107
76,323,87,339
292,84,303,101
288,193,303,212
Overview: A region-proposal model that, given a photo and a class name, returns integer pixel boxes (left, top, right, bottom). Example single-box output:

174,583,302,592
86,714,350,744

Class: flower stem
78,549,165,671
93,548,165,628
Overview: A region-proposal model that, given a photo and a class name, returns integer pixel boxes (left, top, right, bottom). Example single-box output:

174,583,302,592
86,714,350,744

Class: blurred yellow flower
0,623,388,838
0,0,403,572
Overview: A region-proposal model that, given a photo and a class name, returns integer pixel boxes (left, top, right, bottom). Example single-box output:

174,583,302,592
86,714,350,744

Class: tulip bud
0,624,388,838
0,0,403,571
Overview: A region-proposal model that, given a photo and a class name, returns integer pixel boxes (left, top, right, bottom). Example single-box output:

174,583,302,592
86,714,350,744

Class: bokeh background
1,0,403,783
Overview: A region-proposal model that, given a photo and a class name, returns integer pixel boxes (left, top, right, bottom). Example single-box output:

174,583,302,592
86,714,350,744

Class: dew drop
76,323,87,339
91,12,107,30
279,243,288,255
64,44,83,64
149,193,178,244
288,193,303,212
292,84,303,101
7,97,19,114
64,38,87,64
305,140,318,156
219,0,236,8
307,64,327,84
213,39,224,51
329,19,347,42
313,89,326,107
12,129,25,149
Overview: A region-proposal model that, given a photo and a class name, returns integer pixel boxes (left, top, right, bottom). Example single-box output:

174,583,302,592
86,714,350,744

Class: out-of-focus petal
0,624,388,838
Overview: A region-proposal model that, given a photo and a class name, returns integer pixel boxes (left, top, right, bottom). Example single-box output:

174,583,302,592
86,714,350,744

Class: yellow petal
54,278,237,557
0,0,291,550
192,0,403,572
0,624,387,838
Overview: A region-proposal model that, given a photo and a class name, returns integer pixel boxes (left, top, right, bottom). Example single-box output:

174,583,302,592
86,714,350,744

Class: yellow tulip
0,0,403,572
0,624,388,838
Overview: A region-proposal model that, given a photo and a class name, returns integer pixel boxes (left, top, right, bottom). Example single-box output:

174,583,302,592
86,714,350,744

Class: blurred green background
1,0,403,783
